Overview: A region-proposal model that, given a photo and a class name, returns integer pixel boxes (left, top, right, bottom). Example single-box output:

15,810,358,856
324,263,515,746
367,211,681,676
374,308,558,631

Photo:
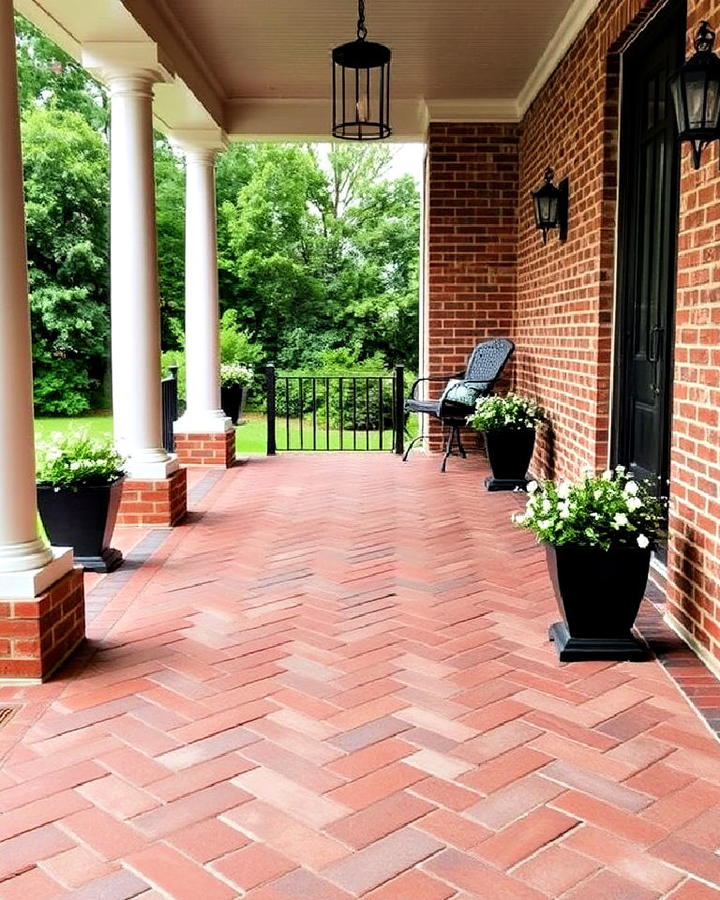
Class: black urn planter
37,478,124,573
546,543,651,661
221,385,248,425
483,427,536,491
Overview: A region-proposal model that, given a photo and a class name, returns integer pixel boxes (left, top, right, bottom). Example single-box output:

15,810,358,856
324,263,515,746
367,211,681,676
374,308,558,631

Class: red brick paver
1,454,720,898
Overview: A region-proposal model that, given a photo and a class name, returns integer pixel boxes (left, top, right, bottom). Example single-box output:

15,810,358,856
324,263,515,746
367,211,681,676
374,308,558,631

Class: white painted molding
0,548,73,599
15,0,81,58
425,98,521,124
517,0,601,117
173,413,233,435
224,97,429,141
82,42,174,84
168,128,229,154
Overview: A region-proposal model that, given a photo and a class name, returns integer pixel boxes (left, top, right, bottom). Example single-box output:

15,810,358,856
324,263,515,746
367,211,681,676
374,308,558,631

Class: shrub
467,393,545,432
513,467,665,550
36,431,125,489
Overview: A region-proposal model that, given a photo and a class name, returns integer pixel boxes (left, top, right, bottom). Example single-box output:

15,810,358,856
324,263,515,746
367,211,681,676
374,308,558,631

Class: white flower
542,498,552,513
511,512,526,524
557,482,571,499
615,465,626,474
624,480,639,495
602,469,613,481
537,519,553,530
626,496,642,511
612,512,629,528
593,489,602,500
637,534,650,549
526,481,538,494
559,504,571,519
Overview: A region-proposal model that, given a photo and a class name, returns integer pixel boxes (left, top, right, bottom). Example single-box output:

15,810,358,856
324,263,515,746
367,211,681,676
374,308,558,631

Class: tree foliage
15,13,420,417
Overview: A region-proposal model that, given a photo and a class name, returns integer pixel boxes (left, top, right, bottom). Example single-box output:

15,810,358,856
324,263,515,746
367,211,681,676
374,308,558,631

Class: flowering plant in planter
513,466,664,550
220,363,254,389
36,432,125,490
220,363,254,425
466,393,546,492
36,432,126,573
466,392,545,432
513,467,665,662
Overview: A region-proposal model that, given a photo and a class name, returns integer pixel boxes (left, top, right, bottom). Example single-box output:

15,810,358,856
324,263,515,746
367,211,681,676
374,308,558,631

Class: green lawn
34,412,416,456
34,414,112,443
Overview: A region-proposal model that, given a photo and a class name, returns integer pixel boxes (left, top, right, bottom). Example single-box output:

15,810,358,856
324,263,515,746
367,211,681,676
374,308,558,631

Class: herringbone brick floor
1,453,720,898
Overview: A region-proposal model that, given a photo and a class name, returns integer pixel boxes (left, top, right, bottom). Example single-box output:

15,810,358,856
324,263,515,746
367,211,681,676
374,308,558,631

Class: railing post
266,364,277,456
393,365,405,455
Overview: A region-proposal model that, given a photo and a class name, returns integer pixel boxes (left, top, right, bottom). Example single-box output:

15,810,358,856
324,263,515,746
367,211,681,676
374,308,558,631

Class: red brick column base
0,567,85,680
116,467,187,527
174,430,235,468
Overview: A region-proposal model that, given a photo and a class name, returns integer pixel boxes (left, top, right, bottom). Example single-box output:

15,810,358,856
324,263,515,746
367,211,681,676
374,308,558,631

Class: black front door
614,0,684,495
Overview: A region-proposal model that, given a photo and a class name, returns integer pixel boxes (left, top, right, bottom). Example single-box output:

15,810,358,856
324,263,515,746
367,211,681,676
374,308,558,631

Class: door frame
610,0,685,494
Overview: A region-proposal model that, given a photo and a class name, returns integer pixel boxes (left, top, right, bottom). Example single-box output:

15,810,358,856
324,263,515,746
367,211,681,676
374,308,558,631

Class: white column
174,146,230,434
0,0,54,576
108,71,178,479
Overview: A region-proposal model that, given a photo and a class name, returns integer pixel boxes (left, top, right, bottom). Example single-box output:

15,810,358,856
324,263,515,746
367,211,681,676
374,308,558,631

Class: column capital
81,42,173,91
169,129,229,162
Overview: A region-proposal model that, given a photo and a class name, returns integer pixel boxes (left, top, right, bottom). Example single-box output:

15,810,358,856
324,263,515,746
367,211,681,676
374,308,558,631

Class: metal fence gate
266,364,404,456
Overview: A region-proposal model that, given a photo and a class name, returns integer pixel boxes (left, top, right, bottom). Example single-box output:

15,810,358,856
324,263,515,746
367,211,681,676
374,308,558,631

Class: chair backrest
464,338,514,388
437,338,515,421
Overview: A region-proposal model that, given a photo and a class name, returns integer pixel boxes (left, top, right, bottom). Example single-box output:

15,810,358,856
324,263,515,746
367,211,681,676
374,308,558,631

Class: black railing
266,364,404,455
161,365,178,452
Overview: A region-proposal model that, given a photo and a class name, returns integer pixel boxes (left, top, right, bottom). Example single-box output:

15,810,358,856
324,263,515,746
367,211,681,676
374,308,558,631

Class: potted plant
36,431,126,573
513,467,664,661
466,393,545,491
220,363,254,425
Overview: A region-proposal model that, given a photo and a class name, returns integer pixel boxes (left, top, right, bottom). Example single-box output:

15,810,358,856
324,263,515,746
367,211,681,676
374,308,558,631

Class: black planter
546,543,651,661
221,385,248,425
483,427,536,491
37,478,124,573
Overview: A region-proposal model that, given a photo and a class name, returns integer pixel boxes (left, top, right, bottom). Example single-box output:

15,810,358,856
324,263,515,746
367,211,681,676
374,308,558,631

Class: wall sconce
531,168,569,244
670,21,720,169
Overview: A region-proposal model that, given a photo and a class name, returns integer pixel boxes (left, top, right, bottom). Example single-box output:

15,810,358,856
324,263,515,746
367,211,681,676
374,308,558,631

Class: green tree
22,107,109,414
14,14,107,130
154,138,185,348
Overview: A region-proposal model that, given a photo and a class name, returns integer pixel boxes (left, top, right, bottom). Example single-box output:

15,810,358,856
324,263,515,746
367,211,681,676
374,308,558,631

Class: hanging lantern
531,168,569,245
670,21,720,169
332,0,391,140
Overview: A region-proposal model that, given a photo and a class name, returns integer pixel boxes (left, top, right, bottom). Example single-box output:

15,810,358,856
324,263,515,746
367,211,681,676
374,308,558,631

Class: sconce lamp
531,168,569,244
669,21,720,169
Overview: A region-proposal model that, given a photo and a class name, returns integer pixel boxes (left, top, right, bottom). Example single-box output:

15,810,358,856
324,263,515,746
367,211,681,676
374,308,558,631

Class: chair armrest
407,374,455,399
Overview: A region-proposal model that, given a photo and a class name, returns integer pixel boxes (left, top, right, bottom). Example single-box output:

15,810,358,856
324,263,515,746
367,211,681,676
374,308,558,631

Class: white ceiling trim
15,0,81,57
516,0,601,117
225,98,430,142
425,99,521,124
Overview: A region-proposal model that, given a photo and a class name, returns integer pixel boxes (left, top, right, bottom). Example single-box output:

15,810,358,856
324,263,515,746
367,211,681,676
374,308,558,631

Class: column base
116,467,187,526
0,567,85,681
174,430,236,467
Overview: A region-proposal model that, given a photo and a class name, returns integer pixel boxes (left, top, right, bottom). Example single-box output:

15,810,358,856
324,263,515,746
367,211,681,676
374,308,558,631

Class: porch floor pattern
1,454,720,898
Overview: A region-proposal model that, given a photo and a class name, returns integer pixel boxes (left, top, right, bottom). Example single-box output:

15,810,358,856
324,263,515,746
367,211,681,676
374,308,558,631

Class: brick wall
175,430,235,468
426,0,720,668
425,123,519,450
0,568,85,680
666,1,720,666
515,0,663,479
116,467,188,527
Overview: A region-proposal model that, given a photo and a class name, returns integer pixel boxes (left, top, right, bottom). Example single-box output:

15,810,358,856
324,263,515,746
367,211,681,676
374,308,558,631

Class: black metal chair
403,338,515,471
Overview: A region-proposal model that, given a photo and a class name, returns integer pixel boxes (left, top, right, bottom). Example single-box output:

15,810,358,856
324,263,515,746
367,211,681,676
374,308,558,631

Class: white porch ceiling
16,0,600,139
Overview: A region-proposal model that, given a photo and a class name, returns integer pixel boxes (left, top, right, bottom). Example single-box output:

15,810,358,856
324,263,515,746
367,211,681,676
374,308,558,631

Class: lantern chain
357,0,367,40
